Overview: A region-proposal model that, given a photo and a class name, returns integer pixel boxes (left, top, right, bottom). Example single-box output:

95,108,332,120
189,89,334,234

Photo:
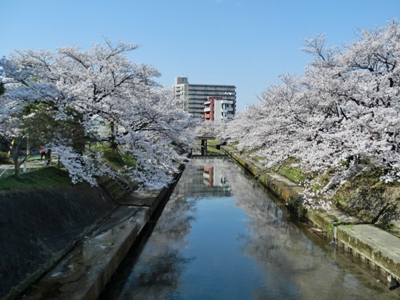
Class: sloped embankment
335,166,400,230
0,184,116,300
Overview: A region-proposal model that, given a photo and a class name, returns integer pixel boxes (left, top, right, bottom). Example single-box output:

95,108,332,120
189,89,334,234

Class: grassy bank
0,167,73,191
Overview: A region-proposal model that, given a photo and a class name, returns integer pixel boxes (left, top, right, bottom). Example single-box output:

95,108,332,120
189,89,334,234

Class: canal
99,158,397,300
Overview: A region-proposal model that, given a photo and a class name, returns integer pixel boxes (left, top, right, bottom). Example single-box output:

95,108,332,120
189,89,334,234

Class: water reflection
100,158,398,300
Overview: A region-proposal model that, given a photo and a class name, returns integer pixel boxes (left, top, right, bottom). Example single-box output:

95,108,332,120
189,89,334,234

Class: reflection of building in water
180,159,231,198
203,167,214,187
203,166,227,189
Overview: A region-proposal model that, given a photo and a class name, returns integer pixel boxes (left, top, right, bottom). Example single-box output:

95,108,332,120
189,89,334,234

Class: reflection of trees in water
137,251,191,285
154,192,197,246
124,249,194,300
215,159,392,300
103,158,392,300
105,168,199,300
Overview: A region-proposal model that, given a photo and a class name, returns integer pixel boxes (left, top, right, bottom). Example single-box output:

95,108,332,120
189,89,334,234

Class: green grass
26,156,42,162
207,139,220,146
121,153,136,167
0,167,73,191
251,156,265,162
0,168,15,178
206,147,221,155
228,141,238,150
276,158,308,183
0,145,139,192
90,143,136,172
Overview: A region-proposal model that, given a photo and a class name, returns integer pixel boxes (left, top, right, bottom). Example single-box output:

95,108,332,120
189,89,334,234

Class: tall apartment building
172,77,236,120
204,97,235,123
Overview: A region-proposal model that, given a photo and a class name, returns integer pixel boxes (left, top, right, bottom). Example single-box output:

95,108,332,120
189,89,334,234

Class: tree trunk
72,120,86,155
11,138,29,178
11,138,24,178
14,159,20,178
109,121,118,150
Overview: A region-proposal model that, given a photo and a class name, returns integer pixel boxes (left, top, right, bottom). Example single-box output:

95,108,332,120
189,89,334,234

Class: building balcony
203,173,210,179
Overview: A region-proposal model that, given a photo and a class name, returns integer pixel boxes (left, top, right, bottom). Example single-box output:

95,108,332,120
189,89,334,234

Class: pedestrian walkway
338,224,400,288
0,156,57,178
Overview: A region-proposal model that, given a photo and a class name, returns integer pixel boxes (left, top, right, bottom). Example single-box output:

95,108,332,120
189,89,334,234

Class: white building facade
204,97,235,123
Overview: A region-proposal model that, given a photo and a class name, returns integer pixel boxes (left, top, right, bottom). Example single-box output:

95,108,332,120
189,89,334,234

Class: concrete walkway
222,146,400,288
338,225,400,285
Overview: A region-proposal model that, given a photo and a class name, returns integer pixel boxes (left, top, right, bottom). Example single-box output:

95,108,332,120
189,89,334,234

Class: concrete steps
100,176,134,202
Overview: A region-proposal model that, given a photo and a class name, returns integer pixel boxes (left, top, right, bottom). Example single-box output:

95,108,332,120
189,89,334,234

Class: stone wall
0,185,116,299
335,166,400,226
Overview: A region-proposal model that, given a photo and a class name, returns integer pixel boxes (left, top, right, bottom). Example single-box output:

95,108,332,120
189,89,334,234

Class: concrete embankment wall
222,146,400,287
0,185,116,300
221,147,306,216
3,161,187,300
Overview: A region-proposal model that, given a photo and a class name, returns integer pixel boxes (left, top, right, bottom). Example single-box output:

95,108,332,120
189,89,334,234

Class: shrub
0,152,10,164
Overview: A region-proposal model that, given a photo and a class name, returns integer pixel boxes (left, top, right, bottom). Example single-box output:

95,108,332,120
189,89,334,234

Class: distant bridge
195,136,217,140
196,136,217,156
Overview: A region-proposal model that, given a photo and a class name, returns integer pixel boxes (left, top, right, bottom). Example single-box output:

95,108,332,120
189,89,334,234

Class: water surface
100,158,398,300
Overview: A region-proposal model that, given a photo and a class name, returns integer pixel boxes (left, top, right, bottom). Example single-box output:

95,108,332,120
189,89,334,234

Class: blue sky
1,0,399,111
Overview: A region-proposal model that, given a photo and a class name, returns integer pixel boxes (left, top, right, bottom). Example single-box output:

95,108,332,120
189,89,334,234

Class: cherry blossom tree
0,40,197,187
0,114,30,178
221,20,400,194
194,120,224,137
